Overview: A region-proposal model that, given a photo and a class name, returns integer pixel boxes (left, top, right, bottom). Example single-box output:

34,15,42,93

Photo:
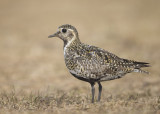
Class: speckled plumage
48,24,150,103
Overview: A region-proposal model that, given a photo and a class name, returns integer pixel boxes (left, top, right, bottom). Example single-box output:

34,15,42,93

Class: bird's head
48,24,80,45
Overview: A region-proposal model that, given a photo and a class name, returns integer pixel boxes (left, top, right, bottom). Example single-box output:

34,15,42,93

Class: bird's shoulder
79,43,122,64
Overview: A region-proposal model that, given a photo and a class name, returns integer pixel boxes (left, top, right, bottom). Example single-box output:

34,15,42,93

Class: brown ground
0,0,160,114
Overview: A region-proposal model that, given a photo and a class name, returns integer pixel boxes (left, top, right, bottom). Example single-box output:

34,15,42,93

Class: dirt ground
0,0,160,114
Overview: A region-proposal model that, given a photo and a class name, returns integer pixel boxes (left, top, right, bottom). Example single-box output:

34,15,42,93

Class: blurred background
0,0,159,96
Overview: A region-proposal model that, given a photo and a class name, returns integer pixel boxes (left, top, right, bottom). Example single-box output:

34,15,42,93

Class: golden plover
48,24,150,103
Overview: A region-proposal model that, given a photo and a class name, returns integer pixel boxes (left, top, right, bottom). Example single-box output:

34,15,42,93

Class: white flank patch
133,69,140,73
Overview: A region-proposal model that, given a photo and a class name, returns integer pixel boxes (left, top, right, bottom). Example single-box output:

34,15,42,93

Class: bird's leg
98,82,102,102
90,82,95,103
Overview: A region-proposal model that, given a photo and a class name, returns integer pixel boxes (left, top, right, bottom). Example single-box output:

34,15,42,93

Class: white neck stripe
64,36,76,55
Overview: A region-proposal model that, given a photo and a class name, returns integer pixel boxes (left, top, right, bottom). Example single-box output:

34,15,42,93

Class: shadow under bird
48,24,150,103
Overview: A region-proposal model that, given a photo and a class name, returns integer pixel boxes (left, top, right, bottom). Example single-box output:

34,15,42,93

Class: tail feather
122,59,150,74
133,61,150,74
133,61,150,68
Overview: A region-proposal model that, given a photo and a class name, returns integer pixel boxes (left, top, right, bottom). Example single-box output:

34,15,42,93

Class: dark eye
62,28,67,33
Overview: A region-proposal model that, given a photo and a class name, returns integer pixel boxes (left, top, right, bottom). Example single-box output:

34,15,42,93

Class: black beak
48,31,60,38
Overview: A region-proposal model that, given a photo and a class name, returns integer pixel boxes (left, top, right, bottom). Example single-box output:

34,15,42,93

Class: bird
48,24,150,103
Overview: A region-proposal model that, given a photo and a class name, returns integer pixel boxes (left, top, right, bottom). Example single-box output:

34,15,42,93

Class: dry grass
0,0,160,114
0,89,159,114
